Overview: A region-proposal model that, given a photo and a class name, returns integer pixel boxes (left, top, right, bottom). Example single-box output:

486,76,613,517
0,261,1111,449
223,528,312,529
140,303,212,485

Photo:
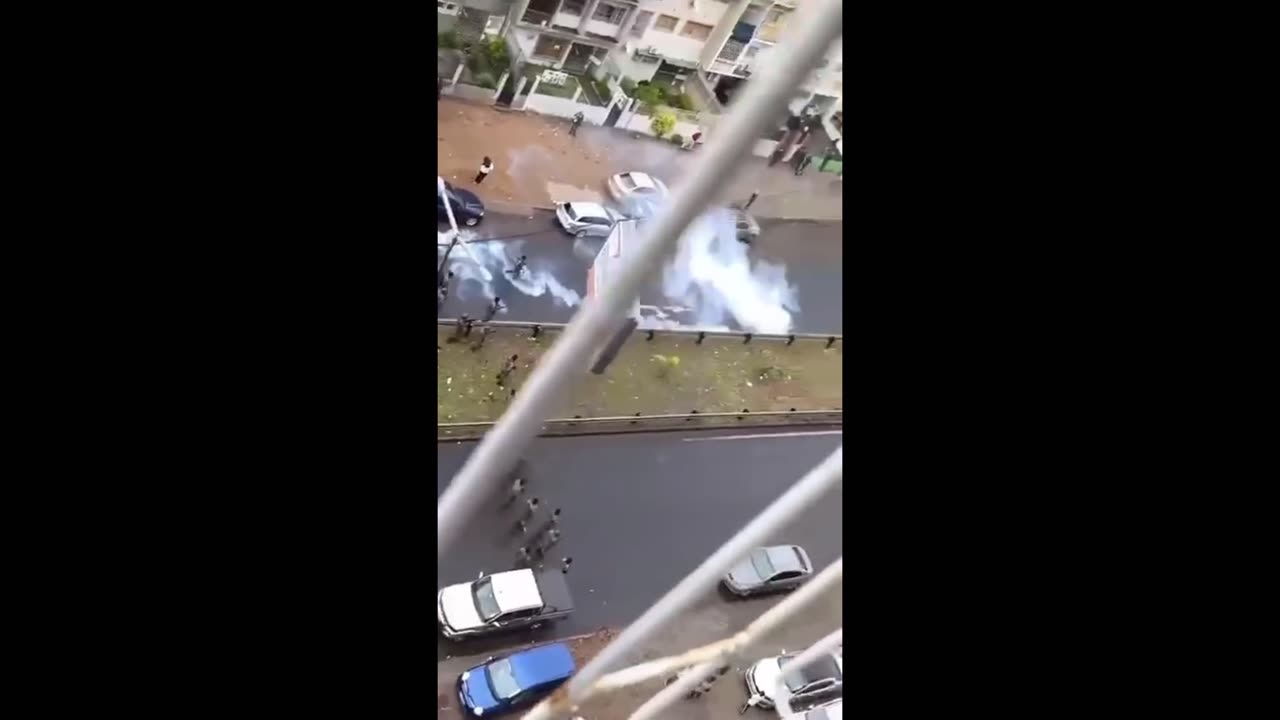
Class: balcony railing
521,9,553,25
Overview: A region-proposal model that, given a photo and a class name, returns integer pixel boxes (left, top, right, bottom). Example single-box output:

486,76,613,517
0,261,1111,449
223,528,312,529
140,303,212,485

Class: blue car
457,642,576,717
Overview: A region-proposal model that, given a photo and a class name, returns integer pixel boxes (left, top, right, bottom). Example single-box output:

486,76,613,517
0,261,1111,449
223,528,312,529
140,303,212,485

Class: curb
437,412,843,442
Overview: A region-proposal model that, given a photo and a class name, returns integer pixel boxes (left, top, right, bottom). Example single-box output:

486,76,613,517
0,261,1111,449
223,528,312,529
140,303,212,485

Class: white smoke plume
439,232,582,308
637,203,800,335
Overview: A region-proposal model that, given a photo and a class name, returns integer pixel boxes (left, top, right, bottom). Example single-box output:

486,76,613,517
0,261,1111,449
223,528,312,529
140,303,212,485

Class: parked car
438,568,574,639
744,651,842,711
438,178,485,227
606,171,668,217
457,642,576,717
731,207,761,243
555,201,626,238
723,545,813,596
781,699,842,720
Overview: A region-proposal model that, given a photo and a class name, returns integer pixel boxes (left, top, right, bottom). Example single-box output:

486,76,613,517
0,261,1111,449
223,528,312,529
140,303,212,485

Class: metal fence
436,0,844,716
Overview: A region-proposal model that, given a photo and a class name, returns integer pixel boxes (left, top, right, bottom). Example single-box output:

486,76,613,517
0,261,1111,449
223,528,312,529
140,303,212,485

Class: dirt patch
437,325,843,423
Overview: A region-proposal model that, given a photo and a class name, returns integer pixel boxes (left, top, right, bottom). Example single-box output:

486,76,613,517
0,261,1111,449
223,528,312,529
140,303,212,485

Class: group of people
505,472,570,572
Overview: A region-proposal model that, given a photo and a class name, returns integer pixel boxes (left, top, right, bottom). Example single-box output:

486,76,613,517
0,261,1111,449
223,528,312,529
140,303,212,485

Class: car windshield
778,655,841,693
750,549,776,579
565,204,579,220
486,658,522,700
619,173,637,190
472,577,502,622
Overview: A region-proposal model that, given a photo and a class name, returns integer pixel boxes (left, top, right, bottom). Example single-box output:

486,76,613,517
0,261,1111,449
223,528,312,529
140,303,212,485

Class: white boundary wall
523,93,612,125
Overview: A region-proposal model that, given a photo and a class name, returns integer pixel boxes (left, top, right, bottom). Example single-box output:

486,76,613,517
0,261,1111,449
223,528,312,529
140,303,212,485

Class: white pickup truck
437,568,574,639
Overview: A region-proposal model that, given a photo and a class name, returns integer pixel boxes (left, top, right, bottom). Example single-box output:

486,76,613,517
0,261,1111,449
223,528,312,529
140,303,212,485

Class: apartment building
492,0,840,115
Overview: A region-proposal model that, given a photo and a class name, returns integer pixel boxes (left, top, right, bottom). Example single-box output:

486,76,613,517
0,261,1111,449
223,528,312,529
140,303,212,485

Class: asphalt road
438,209,843,334
436,427,843,661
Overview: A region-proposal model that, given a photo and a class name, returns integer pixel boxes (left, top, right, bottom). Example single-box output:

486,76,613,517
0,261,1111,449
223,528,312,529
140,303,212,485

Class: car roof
492,568,542,612
620,171,656,189
566,201,611,218
763,545,808,573
780,652,842,688
508,643,576,686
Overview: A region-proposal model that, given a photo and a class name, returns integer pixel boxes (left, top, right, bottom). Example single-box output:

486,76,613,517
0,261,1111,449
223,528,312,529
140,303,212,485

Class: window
561,0,585,16
679,21,713,40
592,2,627,24
766,9,785,24
653,14,679,32
630,10,653,37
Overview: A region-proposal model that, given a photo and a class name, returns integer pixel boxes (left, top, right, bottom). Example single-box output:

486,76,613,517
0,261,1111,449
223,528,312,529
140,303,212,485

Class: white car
744,651,842,711
781,699,842,720
555,201,626,238
605,171,668,216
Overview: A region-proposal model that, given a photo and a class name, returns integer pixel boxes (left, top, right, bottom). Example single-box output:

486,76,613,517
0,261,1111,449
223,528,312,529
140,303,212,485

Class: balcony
522,9,553,25
756,21,784,43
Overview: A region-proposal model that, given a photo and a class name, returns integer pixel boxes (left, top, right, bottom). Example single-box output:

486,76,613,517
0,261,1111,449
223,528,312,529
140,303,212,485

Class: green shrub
670,133,684,146
473,72,496,89
633,84,663,106
650,111,676,138
594,78,611,101
620,77,637,95
484,38,511,69
438,31,462,50
671,93,696,111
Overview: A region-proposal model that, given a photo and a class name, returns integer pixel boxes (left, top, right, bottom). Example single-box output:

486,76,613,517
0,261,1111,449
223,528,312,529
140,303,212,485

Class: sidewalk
434,583,842,719
438,98,843,222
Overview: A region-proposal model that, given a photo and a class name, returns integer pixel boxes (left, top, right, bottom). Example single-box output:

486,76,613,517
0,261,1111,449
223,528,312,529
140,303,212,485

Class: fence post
572,85,582,104
450,64,464,90
492,70,510,102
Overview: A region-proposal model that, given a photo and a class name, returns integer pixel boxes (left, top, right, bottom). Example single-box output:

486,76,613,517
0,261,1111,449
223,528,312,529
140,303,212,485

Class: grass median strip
438,325,842,423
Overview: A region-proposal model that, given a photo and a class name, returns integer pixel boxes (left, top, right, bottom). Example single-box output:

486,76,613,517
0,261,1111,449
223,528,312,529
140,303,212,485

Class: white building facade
493,0,840,117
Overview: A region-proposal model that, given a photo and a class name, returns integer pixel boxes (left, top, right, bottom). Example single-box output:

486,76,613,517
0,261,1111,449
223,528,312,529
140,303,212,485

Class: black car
438,180,485,227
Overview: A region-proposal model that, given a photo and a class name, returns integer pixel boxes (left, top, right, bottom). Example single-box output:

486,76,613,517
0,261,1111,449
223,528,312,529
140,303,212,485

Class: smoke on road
439,230,582,309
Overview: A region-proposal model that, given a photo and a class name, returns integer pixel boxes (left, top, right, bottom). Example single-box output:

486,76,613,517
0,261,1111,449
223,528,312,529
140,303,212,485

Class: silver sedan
555,201,626,238
723,545,813,596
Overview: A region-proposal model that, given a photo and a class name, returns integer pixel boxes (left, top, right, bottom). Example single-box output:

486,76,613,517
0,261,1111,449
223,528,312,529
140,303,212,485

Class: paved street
438,98,844,221
436,427,843,662
439,209,843,334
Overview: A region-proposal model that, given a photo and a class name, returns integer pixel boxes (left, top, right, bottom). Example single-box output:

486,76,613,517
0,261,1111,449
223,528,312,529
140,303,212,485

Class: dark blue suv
457,642,575,716
438,179,486,227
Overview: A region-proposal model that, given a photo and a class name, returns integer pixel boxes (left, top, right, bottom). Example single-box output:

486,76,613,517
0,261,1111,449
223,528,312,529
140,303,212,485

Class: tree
650,111,676,138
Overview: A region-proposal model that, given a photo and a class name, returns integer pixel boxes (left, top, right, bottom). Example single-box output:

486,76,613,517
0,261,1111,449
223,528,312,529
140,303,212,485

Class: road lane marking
683,430,843,442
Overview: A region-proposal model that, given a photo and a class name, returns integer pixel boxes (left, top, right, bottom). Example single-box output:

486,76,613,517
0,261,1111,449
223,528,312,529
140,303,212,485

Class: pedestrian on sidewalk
450,313,470,343
507,255,528,278
496,354,519,388
516,545,531,565
470,325,493,351
483,296,504,323
464,317,476,337
560,556,573,573
475,156,494,184
570,111,584,137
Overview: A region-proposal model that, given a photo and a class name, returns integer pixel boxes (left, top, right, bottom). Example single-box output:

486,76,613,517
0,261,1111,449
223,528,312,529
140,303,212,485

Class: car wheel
465,216,479,227
575,231,587,239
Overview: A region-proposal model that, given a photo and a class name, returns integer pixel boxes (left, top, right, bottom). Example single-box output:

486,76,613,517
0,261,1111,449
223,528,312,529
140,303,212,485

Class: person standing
470,325,493,351
475,156,494,184
570,111,584,137
483,296,504,323
560,556,573,573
